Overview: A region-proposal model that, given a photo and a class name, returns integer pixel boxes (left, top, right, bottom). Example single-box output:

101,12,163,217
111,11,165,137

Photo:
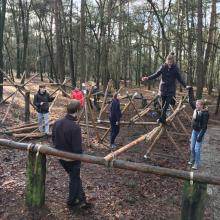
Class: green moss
25,151,46,208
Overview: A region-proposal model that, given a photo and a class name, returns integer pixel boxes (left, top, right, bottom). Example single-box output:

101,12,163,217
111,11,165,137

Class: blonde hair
165,54,176,65
196,99,207,109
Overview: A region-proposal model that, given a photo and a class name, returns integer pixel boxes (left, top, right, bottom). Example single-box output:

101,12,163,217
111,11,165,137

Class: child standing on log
142,53,189,124
109,92,122,149
33,84,54,135
188,87,209,170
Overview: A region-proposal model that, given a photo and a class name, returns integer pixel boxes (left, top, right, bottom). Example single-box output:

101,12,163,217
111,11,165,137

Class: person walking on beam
142,52,190,124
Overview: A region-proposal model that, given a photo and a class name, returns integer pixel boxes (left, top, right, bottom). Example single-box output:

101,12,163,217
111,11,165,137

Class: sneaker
111,144,117,149
78,201,92,209
192,164,198,170
67,199,80,208
188,161,193,165
157,117,166,124
144,154,148,159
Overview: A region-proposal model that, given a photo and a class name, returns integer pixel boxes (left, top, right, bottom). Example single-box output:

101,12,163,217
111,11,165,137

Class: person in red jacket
71,86,84,108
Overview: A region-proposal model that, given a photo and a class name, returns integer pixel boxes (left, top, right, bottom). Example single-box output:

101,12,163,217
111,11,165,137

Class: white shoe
192,164,198,170
144,154,148,159
188,161,193,165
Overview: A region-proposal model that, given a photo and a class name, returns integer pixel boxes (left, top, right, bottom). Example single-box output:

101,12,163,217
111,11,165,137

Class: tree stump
181,180,207,220
25,150,46,208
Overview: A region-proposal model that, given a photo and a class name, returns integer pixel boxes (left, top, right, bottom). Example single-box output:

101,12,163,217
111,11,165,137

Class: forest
0,0,219,99
1,0,220,220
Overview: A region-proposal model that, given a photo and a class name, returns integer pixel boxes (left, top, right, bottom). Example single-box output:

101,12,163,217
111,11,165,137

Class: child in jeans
188,87,209,170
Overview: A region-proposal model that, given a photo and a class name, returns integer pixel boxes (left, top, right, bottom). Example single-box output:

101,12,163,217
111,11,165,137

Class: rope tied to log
36,144,43,157
190,171,194,185
34,144,43,174
106,151,116,168
27,143,32,152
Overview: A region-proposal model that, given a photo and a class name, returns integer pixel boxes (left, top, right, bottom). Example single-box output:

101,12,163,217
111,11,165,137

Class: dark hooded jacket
33,90,54,113
148,64,187,96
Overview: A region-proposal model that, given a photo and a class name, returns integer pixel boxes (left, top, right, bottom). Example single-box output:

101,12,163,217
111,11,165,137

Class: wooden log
97,120,157,125
130,108,151,122
183,109,192,122
1,89,18,124
104,100,186,162
79,123,109,130
145,127,165,157
25,150,46,208
25,91,30,122
22,73,40,87
7,121,39,130
18,121,55,142
98,82,110,120
77,107,85,124
127,93,144,122
104,125,163,161
13,132,51,138
0,90,17,105
166,130,187,161
171,121,179,132
181,181,207,220
2,70,15,86
170,105,189,135
20,72,27,84
86,96,101,142
49,90,60,112
176,116,189,135
84,96,90,147
1,138,220,186
4,121,55,134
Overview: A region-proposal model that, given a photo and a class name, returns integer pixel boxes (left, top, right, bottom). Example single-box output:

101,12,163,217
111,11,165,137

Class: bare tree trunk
19,0,31,82
54,0,65,83
196,0,204,99
203,0,216,90
185,0,194,85
0,0,7,101
68,0,75,87
80,0,86,85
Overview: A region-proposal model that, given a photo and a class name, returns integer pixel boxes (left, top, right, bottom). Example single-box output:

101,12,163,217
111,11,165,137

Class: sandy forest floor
0,77,220,219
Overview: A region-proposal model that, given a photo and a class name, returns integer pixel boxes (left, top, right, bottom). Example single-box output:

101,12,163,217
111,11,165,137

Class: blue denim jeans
190,129,205,166
38,112,49,134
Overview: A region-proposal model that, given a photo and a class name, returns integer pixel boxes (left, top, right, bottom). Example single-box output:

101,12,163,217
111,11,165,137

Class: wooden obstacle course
0,138,218,220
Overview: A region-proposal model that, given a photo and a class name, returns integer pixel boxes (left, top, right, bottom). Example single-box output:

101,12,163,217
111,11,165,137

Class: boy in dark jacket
33,84,54,135
109,93,122,148
188,87,209,170
142,53,189,124
52,100,90,209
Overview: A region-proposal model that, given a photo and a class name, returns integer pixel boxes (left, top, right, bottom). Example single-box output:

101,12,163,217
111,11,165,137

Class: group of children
33,53,209,171
32,52,210,210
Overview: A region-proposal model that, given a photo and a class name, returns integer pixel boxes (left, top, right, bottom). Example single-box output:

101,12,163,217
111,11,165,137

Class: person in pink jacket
71,87,84,108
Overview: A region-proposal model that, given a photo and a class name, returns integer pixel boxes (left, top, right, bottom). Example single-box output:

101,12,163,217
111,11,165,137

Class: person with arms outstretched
142,53,189,124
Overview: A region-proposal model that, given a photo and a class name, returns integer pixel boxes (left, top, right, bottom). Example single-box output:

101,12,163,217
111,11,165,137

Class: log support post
25,91,30,122
181,180,207,220
25,150,46,208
